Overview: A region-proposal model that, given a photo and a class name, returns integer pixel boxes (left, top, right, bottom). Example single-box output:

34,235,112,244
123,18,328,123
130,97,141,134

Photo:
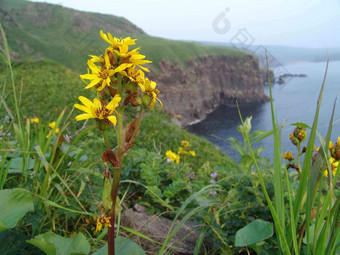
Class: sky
29,0,340,48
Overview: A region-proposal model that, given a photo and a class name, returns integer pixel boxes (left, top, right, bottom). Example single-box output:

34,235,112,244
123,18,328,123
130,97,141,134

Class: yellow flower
100,30,136,52
114,47,152,72
140,78,162,110
337,137,340,146
80,53,131,91
181,140,190,148
189,151,196,157
329,141,334,149
74,95,121,125
29,118,39,124
283,151,294,161
95,215,112,233
324,157,338,177
165,150,180,164
127,67,145,86
46,122,60,138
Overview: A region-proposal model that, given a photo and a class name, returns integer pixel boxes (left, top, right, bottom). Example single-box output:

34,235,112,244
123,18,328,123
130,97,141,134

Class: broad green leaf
0,188,34,232
235,219,273,247
93,237,146,255
27,232,90,255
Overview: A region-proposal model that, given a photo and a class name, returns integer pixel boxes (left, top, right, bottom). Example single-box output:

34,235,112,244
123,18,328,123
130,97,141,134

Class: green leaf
102,177,112,211
93,237,146,255
235,219,273,247
290,122,312,129
0,188,34,232
27,232,90,255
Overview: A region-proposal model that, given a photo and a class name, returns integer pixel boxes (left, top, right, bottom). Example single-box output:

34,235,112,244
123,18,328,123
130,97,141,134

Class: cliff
150,55,269,126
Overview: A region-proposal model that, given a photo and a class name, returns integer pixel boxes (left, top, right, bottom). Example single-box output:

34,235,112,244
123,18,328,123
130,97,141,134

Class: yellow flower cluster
29,117,39,124
165,140,196,164
46,121,60,138
323,137,340,177
324,157,339,177
178,140,196,157
95,215,112,233
283,151,294,161
74,31,162,125
165,150,180,164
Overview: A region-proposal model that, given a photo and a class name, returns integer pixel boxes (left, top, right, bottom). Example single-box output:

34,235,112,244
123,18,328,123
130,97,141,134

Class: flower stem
108,167,121,255
103,129,110,150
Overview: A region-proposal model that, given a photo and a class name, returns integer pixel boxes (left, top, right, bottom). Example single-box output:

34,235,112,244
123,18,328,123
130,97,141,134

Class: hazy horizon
28,0,340,49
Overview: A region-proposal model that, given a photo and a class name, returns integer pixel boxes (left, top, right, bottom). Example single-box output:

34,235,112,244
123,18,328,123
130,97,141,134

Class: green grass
1,0,246,73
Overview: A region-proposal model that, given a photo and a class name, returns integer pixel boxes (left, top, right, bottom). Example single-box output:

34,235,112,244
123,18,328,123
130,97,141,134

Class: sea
187,60,340,161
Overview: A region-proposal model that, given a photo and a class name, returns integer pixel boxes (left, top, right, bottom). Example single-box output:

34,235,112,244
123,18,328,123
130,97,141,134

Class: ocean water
187,60,340,161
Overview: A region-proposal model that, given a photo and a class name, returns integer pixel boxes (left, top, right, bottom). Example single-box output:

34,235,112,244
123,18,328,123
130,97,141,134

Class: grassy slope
0,0,245,73
0,60,231,166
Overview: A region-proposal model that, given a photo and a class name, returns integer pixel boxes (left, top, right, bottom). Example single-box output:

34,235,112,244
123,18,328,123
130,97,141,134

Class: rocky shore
150,55,269,126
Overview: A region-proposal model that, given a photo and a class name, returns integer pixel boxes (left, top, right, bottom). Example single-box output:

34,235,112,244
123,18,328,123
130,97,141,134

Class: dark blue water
187,60,340,160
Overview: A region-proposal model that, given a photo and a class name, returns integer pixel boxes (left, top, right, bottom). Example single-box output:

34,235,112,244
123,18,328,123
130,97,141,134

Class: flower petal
74,104,92,114
107,116,117,126
78,96,94,108
75,114,95,121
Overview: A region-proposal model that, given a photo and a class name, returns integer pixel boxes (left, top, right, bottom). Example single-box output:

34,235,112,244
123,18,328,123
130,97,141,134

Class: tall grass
237,56,340,254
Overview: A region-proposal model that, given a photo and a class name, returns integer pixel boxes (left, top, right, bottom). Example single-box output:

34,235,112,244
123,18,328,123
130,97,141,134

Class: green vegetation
0,1,339,254
0,0,245,73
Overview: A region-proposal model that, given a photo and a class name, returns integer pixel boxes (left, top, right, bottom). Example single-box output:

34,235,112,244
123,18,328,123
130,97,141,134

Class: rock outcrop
121,204,202,254
150,55,269,126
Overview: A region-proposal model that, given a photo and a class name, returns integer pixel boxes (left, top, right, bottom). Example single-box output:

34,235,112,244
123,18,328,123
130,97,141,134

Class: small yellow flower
324,157,338,177
283,151,294,161
113,47,152,72
181,140,190,148
80,53,131,91
74,95,121,125
46,122,60,138
329,141,334,149
29,118,39,124
189,151,196,157
140,78,162,110
95,215,112,233
165,150,180,164
100,30,136,52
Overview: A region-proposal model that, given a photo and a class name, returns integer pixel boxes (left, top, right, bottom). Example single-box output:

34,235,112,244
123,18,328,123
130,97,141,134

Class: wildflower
210,179,216,184
80,54,131,91
140,78,162,110
29,118,39,124
165,150,180,164
189,150,196,157
324,157,339,177
74,95,121,125
46,122,60,138
283,151,294,161
210,172,218,178
289,126,307,146
209,191,217,196
100,30,136,52
95,215,112,233
114,47,152,72
181,140,190,148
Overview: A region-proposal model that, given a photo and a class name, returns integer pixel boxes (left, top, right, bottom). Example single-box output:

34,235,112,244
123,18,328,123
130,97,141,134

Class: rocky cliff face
150,55,269,126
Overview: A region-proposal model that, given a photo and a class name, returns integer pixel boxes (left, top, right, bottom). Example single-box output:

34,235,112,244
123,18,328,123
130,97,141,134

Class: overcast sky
29,0,340,48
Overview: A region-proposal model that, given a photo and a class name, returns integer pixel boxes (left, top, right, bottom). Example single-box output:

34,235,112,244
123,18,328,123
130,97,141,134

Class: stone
121,205,202,255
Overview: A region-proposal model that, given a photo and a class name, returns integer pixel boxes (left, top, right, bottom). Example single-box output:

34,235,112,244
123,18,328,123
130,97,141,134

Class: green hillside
0,0,245,73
